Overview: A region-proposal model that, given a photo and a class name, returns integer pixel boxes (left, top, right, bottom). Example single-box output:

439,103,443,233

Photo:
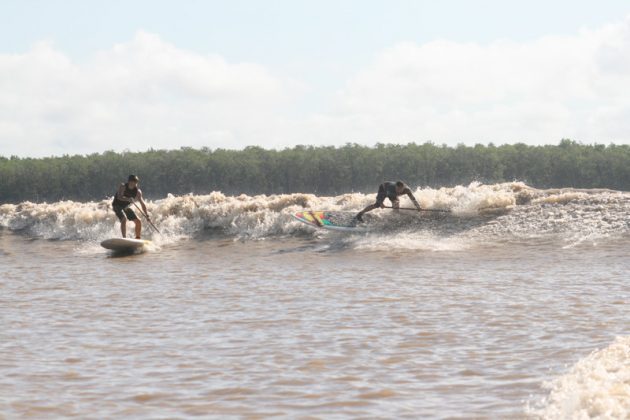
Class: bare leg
134,219,142,239
356,203,379,221
391,199,400,212
120,219,127,238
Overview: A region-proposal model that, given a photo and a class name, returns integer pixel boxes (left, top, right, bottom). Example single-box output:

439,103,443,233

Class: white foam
2,183,629,250
529,336,630,419
414,181,518,215
353,231,472,252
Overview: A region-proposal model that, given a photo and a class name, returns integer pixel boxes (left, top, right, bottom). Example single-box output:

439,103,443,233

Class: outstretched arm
406,190,422,211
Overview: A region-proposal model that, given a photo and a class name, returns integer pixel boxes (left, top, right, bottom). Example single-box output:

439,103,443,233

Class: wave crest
1,182,629,249
530,336,630,419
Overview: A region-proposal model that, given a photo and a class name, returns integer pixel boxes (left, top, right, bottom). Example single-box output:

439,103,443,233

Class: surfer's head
128,174,139,187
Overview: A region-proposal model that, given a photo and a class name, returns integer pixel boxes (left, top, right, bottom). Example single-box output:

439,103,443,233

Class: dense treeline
1,140,630,203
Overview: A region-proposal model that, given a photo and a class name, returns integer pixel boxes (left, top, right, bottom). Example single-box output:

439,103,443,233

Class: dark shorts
375,185,398,206
113,204,137,221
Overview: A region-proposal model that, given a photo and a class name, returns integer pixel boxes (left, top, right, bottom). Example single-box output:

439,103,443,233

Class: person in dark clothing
355,181,421,222
112,175,150,238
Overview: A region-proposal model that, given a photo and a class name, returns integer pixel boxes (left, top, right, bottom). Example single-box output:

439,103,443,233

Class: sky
1,0,630,157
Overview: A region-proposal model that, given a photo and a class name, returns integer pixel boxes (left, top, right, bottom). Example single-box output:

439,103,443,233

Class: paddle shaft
383,206,451,213
131,201,161,234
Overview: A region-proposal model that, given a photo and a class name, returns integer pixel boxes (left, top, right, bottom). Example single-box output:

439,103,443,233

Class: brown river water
1,183,629,419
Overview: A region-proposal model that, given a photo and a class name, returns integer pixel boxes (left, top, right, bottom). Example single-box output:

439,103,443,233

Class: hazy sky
2,0,630,157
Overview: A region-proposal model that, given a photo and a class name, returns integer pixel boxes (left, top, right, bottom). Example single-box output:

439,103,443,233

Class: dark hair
396,181,405,188
128,174,139,182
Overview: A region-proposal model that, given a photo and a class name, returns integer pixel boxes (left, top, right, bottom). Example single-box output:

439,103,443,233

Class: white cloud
2,18,630,157
0,31,296,156
303,16,630,145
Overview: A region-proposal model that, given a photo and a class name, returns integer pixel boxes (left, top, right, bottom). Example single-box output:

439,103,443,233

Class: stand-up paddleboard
101,238,151,251
292,211,368,232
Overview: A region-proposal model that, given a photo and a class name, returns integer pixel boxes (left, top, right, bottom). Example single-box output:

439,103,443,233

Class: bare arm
406,189,422,210
136,190,149,216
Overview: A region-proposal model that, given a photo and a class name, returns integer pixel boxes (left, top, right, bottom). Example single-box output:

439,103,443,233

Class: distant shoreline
2,140,630,203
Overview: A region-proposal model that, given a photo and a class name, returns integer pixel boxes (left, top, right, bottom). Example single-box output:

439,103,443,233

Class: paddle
130,201,161,234
383,206,451,213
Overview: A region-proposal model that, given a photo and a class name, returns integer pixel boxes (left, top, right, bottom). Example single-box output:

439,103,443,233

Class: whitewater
1,182,628,418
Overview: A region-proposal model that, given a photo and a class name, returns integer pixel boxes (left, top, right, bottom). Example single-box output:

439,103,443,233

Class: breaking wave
529,336,630,419
1,182,629,249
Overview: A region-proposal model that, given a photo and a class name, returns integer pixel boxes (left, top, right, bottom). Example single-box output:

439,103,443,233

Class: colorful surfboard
292,211,368,232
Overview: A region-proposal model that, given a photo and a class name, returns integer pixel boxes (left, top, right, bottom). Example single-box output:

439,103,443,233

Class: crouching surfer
112,175,150,239
355,180,421,222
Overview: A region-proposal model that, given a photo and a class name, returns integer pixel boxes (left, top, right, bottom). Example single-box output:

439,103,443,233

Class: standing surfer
355,181,421,222
112,175,150,239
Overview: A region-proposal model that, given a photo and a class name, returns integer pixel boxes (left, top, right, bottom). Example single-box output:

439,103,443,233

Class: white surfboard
101,238,151,251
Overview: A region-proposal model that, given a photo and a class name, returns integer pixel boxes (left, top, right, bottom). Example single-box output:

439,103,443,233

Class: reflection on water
0,230,628,418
